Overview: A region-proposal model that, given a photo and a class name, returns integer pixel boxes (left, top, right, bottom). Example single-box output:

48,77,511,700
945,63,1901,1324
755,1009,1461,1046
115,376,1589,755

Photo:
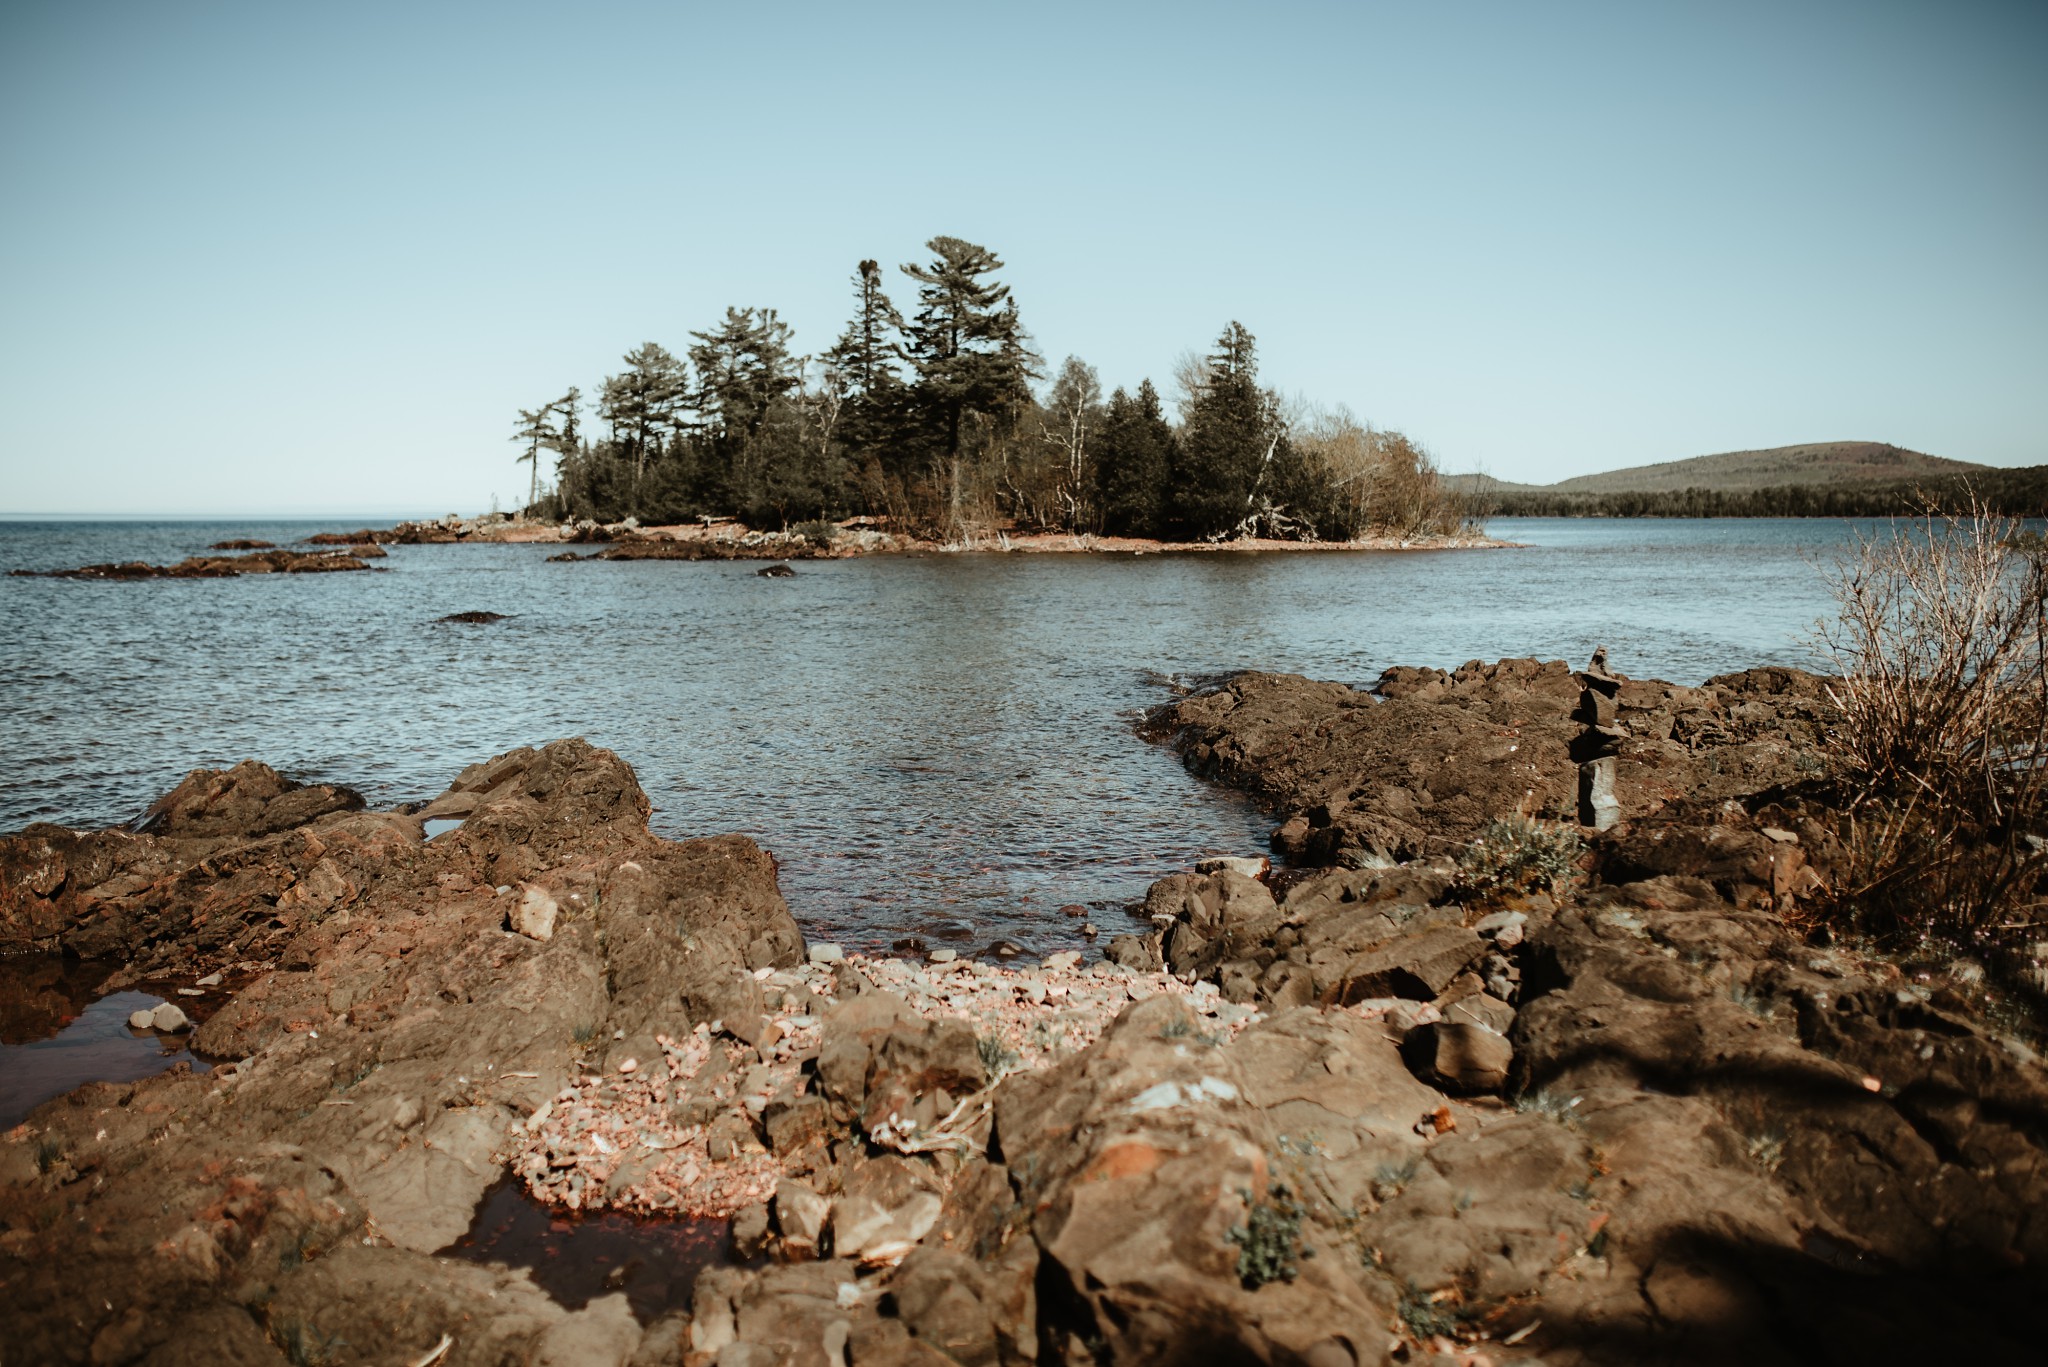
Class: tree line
510,236,1471,542
1481,468,2048,519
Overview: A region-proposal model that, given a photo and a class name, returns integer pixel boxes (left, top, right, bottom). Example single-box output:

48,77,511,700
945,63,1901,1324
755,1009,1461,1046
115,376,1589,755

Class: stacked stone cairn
1571,646,1626,830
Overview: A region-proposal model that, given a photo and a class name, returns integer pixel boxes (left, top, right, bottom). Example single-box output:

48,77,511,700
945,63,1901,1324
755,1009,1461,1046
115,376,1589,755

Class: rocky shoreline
342,513,1508,558
2,658,2044,1364
8,516,1502,580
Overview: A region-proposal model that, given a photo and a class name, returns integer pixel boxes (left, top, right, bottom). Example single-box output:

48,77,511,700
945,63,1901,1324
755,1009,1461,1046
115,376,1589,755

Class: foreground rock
0,740,800,1364
1127,656,2048,1362
7,660,2045,1364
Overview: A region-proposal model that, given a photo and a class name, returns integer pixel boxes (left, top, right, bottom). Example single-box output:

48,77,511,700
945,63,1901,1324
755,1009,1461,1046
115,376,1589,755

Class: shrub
1459,816,1583,894
1816,498,2048,940
976,1033,1020,1078
33,1136,64,1174
1228,1183,1310,1288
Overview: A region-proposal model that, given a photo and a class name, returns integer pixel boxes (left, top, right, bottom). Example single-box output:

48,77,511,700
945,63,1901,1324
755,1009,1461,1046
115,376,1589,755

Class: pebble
176,988,205,997
809,943,846,964
503,951,1248,1224
149,1003,191,1032
195,972,223,988
927,949,958,963
127,1009,154,1030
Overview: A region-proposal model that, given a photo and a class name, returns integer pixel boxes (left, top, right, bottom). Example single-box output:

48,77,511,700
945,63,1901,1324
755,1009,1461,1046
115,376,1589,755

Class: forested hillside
1482,466,2048,517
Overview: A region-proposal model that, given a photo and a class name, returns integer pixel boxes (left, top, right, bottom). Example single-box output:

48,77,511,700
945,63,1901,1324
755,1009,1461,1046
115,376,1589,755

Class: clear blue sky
2,0,2042,515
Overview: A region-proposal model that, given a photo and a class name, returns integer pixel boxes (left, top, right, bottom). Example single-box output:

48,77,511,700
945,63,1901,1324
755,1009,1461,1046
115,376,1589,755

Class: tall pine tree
824,260,908,465
1173,322,1283,538
900,236,1039,531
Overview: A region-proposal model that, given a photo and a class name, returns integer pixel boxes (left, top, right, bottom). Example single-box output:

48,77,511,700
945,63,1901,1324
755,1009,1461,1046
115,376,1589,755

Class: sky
1,0,2043,515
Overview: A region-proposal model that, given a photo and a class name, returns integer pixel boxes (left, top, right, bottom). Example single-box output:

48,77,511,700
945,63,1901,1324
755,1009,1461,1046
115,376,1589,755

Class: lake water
0,517,1852,956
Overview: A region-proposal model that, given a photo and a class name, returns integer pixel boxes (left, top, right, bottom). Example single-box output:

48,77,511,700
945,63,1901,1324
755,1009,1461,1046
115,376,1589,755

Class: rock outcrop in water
9,546,385,579
4,659,2045,1364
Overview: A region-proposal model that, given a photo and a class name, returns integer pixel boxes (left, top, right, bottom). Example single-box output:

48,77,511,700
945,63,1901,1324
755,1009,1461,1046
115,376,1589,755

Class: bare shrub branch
1817,496,2048,938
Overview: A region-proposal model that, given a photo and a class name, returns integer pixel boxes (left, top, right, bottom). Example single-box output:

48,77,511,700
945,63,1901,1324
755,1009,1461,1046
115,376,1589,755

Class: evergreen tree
511,404,558,515
598,343,688,492
900,236,1039,530
827,260,905,399
1095,379,1177,537
686,307,802,516
824,261,908,468
1173,322,1285,538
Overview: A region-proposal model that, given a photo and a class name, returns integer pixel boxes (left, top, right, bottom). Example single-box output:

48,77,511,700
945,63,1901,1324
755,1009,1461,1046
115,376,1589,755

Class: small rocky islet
9,544,386,580
2,658,2044,1365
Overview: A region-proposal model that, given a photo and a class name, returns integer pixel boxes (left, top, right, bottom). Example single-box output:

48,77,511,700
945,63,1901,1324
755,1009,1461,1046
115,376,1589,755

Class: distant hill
1445,443,2046,519
1450,442,1984,497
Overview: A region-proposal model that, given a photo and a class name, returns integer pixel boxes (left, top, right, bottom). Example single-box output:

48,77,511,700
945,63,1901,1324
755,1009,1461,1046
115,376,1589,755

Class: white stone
1194,855,1270,879
808,942,845,964
511,884,558,941
127,1009,155,1030
148,1002,191,1032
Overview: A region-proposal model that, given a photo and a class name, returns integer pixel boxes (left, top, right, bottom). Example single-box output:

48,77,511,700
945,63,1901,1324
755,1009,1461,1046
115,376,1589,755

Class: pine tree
900,236,1039,531
511,404,558,516
598,343,688,493
1173,322,1284,538
687,307,801,515
824,260,908,465
1095,379,1177,537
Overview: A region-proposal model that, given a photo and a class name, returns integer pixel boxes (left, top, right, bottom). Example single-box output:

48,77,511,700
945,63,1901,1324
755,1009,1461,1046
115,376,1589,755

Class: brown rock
1403,1021,1513,1093
1333,924,1486,1003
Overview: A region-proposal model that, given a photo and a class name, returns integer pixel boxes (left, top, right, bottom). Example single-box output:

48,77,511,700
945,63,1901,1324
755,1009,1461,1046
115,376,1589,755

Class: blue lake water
0,517,1856,952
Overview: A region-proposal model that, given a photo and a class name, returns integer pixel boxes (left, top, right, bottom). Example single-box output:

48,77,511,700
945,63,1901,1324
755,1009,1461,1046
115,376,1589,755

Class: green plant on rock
1514,1089,1582,1125
977,1033,1020,1078
33,1136,64,1174
1459,816,1583,894
1397,1282,1468,1341
1371,1157,1418,1201
1228,1182,1310,1288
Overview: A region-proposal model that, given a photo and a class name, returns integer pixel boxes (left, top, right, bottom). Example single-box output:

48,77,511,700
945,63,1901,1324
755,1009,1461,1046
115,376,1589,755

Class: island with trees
503,236,1479,551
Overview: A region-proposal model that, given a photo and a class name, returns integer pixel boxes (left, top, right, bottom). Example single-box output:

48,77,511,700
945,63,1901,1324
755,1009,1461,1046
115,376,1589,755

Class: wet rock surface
4,657,2045,1364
